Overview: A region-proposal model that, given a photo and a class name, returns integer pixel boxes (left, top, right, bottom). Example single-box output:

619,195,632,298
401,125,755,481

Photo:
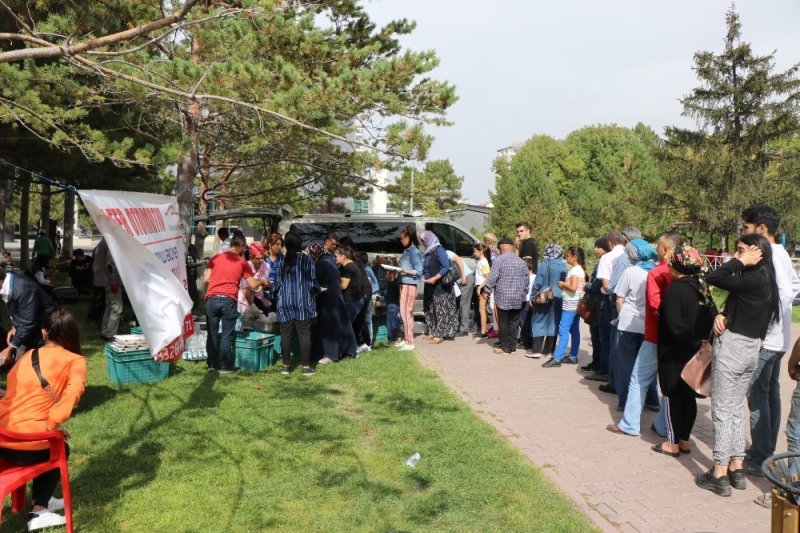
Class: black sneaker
598,384,617,394
579,363,595,373
542,358,561,368
563,357,578,364
743,460,766,478
302,367,316,376
728,469,746,490
695,469,732,496
281,365,291,375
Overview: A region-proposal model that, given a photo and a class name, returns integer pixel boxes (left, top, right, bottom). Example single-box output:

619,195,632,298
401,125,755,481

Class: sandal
651,443,680,458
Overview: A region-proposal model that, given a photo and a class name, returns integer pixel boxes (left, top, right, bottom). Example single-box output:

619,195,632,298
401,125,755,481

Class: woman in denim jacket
397,225,423,350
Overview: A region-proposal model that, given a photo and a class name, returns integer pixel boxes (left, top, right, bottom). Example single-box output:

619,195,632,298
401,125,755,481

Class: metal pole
409,166,414,214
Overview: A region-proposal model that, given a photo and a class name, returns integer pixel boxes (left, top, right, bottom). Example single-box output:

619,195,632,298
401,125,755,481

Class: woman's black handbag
440,264,459,288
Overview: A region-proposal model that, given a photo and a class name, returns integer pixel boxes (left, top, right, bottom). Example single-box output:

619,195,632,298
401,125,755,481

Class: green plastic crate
372,316,388,344
235,331,273,371
104,345,170,385
269,334,299,359
130,326,142,334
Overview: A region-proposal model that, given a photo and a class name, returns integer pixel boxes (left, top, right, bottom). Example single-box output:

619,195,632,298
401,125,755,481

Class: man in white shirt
587,230,626,381
738,205,800,475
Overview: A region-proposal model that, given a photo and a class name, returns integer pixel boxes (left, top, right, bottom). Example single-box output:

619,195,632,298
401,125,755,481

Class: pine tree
664,5,800,237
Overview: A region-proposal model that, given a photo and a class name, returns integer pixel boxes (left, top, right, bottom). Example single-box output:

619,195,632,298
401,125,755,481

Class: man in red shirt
608,232,682,436
203,234,268,372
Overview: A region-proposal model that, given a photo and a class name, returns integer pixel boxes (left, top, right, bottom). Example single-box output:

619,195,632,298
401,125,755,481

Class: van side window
289,223,348,246
451,227,475,257
348,223,404,254
425,223,455,253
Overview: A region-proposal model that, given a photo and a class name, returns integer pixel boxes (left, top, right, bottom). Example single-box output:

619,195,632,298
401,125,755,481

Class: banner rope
0,159,79,192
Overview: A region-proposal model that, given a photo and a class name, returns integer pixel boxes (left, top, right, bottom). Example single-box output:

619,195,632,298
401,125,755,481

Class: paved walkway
414,322,800,532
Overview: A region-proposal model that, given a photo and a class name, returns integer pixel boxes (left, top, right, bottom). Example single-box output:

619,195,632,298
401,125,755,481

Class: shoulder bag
681,340,712,398
576,292,598,322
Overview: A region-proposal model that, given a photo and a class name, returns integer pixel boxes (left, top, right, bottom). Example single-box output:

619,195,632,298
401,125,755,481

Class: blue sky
364,0,800,204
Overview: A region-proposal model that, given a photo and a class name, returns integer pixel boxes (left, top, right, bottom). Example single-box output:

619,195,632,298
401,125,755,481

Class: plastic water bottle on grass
404,452,420,468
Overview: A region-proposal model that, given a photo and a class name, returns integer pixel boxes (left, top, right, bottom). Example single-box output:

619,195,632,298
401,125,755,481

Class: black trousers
498,306,522,353
0,444,70,507
280,319,312,366
666,380,698,443
518,304,533,349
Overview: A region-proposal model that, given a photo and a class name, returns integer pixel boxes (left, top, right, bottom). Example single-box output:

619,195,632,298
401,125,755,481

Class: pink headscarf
249,241,266,258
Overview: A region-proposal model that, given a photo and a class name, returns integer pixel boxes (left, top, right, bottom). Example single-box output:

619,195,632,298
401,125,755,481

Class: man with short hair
737,204,800,475
587,230,626,382
217,227,231,254
323,233,337,254
482,238,530,354
516,222,538,273
203,234,269,373
0,269,59,365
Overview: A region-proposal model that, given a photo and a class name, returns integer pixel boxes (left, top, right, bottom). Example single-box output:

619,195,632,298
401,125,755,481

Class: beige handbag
681,340,712,397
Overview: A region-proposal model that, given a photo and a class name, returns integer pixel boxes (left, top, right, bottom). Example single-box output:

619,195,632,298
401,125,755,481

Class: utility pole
409,165,414,214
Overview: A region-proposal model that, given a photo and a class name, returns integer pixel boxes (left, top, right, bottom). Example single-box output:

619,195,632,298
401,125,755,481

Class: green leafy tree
388,159,463,216
663,5,800,240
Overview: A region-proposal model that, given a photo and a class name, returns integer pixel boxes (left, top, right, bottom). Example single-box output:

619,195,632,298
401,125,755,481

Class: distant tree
663,5,800,241
388,159,463,216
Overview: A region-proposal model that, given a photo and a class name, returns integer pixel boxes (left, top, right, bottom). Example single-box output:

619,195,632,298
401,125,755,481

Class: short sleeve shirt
205,252,254,301
340,262,363,302
597,245,625,294
615,266,648,334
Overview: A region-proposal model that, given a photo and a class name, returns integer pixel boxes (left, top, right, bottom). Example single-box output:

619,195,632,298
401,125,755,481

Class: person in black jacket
0,270,60,365
696,233,780,496
652,245,716,459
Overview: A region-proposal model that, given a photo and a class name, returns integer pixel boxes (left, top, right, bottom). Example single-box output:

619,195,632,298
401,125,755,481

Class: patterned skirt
426,290,457,339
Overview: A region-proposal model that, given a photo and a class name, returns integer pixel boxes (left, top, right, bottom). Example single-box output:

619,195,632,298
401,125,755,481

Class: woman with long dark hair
0,310,86,531
543,246,587,367
274,231,320,376
397,225,423,350
333,245,365,337
696,233,780,496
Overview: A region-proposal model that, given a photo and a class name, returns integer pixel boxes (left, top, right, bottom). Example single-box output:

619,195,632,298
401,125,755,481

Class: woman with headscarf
696,234,779,496
419,231,456,344
528,242,567,358
608,239,658,409
237,242,271,320
308,244,357,364
651,246,716,462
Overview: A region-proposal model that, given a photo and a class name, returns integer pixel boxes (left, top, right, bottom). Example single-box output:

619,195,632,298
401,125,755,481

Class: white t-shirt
562,265,586,311
597,245,625,294
615,266,648,334
474,258,490,286
763,243,800,352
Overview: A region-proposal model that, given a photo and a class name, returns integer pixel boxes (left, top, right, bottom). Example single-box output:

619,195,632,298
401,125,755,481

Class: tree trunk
0,166,6,253
19,173,30,269
40,182,52,250
63,189,75,257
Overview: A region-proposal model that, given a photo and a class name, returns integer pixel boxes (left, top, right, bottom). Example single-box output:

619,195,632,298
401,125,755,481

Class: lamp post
409,165,414,213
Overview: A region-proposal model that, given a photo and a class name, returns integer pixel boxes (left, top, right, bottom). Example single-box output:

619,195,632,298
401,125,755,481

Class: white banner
79,190,195,361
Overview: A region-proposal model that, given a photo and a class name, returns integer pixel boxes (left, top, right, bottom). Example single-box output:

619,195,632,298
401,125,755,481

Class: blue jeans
788,381,800,453
595,298,613,375
345,299,364,323
205,295,239,370
613,330,644,409
747,348,785,465
553,310,580,362
386,303,401,342
618,341,664,436
608,324,620,388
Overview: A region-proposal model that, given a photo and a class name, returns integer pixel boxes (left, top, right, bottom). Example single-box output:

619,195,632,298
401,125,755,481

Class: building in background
446,203,492,236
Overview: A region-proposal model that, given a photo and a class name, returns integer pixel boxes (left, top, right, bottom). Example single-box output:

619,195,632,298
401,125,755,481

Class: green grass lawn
1,299,596,532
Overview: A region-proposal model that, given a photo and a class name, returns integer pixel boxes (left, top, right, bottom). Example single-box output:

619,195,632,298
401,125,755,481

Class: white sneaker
524,350,543,359
318,357,334,365
28,510,66,531
399,344,415,351
356,344,372,353
48,497,64,512
393,340,407,347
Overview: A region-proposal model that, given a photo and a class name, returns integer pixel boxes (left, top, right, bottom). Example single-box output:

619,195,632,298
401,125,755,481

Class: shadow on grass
363,391,459,415
75,385,117,414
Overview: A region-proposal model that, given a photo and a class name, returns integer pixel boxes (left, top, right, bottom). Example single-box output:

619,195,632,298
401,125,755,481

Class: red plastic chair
0,429,73,532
